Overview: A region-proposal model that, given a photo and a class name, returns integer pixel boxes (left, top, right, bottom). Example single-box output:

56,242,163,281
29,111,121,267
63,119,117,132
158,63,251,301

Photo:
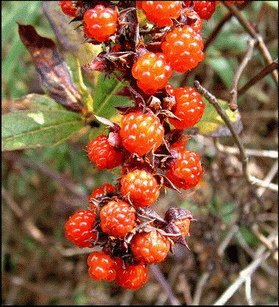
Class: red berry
140,1,182,27
115,262,149,290
132,52,172,94
83,5,118,42
89,183,116,200
65,209,97,248
100,200,136,238
169,86,205,129
120,111,164,156
183,8,203,34
87,251,118,282
87,134,123,170
161,25,204,73
166,144,203,189
192,1,216,20
120,169,160,207
60,1,78,17
130,229,171,263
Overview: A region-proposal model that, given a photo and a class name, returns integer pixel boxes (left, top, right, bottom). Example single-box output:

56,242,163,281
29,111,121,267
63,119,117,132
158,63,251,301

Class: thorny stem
229,38,257,111
193,81,265,207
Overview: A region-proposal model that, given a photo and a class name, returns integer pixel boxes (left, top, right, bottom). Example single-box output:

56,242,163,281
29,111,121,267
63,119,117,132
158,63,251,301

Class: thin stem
223,3,278,85
194,81,264,207
150,264,181,306
229,38,257,111
203,12,233,52
238,59,278,97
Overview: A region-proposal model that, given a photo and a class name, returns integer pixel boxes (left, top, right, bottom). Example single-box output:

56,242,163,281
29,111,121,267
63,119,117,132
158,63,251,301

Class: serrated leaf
2,110,83,151
195,98,243,137
93,74,132,119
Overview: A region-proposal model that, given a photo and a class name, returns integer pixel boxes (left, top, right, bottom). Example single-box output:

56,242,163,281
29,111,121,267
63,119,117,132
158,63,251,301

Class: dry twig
223,3,278,85
229,38,257,111
194,81,264,207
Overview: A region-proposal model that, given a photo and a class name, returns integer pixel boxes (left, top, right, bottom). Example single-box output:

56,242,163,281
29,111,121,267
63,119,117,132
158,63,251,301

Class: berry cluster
60,0,245,290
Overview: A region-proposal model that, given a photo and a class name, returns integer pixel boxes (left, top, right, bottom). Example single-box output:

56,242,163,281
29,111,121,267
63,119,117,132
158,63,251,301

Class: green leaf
93,74,132,119
205,57,236,88
12,94,65,111
195,98,243,137
2,109,84,151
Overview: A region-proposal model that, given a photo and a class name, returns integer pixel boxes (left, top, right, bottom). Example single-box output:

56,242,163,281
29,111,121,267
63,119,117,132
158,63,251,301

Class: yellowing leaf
196,98,243,137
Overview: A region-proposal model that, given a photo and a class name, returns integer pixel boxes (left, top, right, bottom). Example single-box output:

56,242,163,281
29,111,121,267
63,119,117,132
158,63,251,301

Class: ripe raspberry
87,251,117,282
83,5,118,42
166,144,203,189
120,111,164,156
89,182,116,199
87,134,123,170
183,8,203,34
192,1,216,20
100,200,136,238
161,25,204,73
120,169,160,207
115,262,149,290
60,1,78,17
168,86,205,129
65,209,97,248
130,229,171,263
132,52,172,94
140,1,182,27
